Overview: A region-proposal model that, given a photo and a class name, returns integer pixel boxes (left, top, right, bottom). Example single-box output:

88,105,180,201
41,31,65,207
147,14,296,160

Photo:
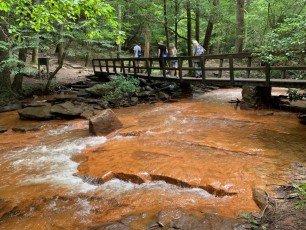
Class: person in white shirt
133,42,141,72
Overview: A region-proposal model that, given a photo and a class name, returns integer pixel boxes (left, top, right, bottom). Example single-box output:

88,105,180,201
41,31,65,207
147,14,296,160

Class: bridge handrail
92,53,306,88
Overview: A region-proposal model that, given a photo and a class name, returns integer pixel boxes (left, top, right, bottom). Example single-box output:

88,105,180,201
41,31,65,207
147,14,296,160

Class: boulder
241,86,271,109
50,101,83,117
85,84,114,97
89,109,123,136
18,104,54,120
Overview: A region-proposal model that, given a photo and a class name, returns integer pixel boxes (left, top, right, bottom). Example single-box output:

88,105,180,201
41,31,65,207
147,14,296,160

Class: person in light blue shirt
133,42,141,72
192,40,205,78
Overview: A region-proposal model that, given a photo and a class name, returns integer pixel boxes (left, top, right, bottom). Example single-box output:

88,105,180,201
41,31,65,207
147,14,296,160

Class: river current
0,88,305,229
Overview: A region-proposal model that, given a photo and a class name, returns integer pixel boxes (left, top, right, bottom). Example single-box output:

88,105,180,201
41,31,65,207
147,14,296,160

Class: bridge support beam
241,85,272,109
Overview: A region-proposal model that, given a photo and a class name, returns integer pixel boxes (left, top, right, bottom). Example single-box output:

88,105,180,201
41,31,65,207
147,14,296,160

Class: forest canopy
0,0,305,94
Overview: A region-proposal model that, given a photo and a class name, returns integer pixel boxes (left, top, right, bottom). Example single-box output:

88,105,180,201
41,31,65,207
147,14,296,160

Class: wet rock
18,104,54,120
12,125,41,132
89,109,123,136
88,215,140,230
0,103,22,112
0,199,17,219
298,114,306,125
252,186,274,215
165,211,245,230
157,92,170,101
53,94,78,102
80,109,95,119
241,86,271,109
21,101,49,108
130,97,139,105
50,101,83,117
137,91,152,98
0,127,8,133
85,84,115,97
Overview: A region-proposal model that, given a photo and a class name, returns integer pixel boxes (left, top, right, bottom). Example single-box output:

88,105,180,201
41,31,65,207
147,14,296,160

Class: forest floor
8,56,306,229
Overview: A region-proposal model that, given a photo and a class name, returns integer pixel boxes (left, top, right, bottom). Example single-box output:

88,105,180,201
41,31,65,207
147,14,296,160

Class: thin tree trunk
0,12,12,91
85,51,89,67
235,0,244,53
58,24,64,64
203,0,219,52
44,39,72,92
195,1,200,42
32,48,38,64
186,0,192,67
163,0,169,49
174,0,178,48
12,48,27,93
144,24,151,58
117,5,122,58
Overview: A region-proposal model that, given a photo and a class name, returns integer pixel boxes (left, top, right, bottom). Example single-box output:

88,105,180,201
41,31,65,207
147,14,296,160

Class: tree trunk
144,24,151,58
44,39,72,92
0,12,12,91
174,0,178,48
12,48,27,93
58,24,64,64
203,0,219,52
195,1,200,42
117,5,122,59
163,0,169,49
32,47,38,64
186,0,192,67
235,0,244,53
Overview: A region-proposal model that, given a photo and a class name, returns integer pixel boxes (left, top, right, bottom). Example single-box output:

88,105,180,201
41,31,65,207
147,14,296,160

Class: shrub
290,183,306,209
103,75,140,101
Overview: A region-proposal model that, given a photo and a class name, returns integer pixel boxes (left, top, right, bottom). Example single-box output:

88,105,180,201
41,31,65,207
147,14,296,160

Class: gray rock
0,103,22,112
12,125,41,132
0,127,8,133
18,104,54,120
51,101,83,117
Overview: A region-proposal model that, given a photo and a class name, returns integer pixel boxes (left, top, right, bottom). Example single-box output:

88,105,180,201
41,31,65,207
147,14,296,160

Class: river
0,88,305,229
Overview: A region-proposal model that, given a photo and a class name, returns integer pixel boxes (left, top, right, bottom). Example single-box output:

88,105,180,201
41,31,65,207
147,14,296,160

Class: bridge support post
241,85,272,109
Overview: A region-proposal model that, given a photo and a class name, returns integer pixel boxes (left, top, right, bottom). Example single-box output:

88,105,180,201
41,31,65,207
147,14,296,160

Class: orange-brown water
0,88,305,229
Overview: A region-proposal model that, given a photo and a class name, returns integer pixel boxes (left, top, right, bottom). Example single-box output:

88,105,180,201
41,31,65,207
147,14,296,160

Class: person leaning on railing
192,40,205,78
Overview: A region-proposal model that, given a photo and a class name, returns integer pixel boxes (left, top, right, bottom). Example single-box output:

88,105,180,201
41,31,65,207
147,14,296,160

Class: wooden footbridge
92,53,306,89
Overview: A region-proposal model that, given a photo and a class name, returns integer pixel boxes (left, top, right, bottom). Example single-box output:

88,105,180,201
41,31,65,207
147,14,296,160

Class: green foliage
255,14,306,64
239,213,267,230
103,75,140,101
290,183,306,209
287,88,306,102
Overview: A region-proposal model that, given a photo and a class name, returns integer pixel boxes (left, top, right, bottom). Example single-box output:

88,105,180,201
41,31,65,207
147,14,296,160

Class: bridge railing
92,53,306,88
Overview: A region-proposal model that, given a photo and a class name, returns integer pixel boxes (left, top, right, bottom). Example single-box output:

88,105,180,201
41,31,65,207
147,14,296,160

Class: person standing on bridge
133,42,142,73
169,43,178,77
192,40,205,78
157,41,168,74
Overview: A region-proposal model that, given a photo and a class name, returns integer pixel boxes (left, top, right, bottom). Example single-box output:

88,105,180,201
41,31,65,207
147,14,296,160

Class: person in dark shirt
157,41,168,74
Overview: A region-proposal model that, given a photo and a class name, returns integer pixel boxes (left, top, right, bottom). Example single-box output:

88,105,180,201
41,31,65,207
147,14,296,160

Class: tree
0,0,122,94
256,14,306,64
0,4,12,92
203,0,219,52
235,0,244,53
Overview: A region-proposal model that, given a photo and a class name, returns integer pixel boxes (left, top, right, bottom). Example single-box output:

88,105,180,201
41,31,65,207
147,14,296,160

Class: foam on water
97,179,212,198
7,135,107,193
